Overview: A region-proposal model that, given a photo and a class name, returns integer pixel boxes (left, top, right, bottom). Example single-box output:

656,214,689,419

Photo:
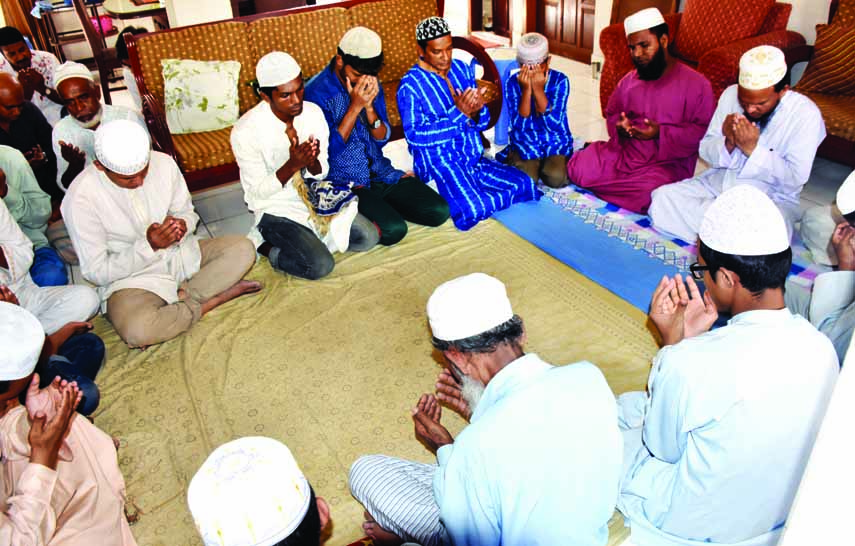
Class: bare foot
362,511,403,546
200,280,262,316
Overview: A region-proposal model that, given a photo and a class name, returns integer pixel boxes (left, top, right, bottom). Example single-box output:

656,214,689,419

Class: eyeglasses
689,262,712,281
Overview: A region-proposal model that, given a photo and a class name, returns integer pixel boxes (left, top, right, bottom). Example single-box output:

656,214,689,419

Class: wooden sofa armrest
452,35,502,131
126,34,177,161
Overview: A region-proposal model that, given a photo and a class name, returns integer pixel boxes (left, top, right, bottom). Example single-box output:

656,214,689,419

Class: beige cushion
799,204,843,266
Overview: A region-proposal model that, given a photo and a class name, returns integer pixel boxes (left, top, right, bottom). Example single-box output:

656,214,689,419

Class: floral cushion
673,0,774,62
162,59,242,135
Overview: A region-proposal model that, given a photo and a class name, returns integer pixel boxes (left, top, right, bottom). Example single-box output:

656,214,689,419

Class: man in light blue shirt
619,185,839,546
350,273,622,546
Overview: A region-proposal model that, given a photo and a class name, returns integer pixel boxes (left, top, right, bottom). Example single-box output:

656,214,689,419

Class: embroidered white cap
836,170,855,216
94,119,151,176
516,32,549,66
54,61,94,88
188,437,311,546
739,45,787,90
339,26,382,59
0,302,44,381
256,51,301,88
427,273,514,342
624,7,665,36
699,185,790,255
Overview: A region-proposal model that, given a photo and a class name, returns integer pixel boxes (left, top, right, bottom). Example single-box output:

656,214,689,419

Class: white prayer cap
739,45,787,90
339,27,382,59
517,33,549,66
256,51,301,88
0,302,44,381
94,119,151,176
836,170,855,216
427,273,514,342
699,185,789,255
53,61,94,88
624,8,665,36
188,437,311,546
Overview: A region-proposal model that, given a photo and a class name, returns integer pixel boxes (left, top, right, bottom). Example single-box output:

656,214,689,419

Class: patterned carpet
90,219,658,545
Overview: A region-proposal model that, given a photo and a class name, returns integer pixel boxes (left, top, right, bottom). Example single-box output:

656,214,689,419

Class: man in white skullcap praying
349,272,621,546
305,27,449,246
52,61,144,191
61,119,261,348
650,45,826,243
496,32,573,188
619,185,838,546
567,7,714,213
785,169,855,362
188,436,331,546
231,51,379,281
0,301,137,545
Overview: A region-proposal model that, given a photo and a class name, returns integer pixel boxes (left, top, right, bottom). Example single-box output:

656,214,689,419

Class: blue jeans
31,247,68,287
37,333,105,415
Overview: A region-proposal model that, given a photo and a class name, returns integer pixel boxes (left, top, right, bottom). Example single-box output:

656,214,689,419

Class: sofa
126,0,501,192
598,1,806,116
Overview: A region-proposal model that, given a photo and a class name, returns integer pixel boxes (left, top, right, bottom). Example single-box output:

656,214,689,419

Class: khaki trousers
506,150,569,188
107,236,255,347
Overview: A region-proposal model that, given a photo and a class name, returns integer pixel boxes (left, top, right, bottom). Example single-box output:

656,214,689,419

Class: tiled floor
104,55,849,245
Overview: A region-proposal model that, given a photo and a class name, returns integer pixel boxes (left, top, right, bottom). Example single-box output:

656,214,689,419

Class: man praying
649,45,825,242
619,185,838,545
566,8,714,213
350,273,621,546
305,27,449,245
0,26,63,126
62,120,261,348
498,32,573,188
398,17,539,231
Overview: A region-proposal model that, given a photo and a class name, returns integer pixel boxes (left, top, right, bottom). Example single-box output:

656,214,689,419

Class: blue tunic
500,68,573,161
304,59,402,187
397,59,539,230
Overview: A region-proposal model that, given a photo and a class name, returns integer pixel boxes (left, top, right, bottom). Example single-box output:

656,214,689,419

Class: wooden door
536,0,596,64
492,0,512,37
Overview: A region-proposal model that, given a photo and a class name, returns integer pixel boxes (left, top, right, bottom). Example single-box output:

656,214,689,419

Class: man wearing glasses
616,185,838,546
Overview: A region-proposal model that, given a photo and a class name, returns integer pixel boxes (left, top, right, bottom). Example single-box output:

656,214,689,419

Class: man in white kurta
61,120,260,348
0,27,63,126
350,273,622,546
231,51,378,281
619,186,838,546
649,46,825,242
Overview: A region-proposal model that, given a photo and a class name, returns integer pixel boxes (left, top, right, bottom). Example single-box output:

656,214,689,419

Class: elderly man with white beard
349,273,622,546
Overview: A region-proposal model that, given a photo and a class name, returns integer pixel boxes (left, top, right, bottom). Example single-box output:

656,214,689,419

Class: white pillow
162,59,241,134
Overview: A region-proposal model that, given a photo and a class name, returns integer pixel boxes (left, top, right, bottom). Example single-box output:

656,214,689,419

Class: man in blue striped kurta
497,32,573,188
397,17,539,231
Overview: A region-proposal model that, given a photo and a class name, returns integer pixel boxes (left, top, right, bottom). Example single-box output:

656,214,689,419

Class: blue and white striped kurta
397,60,539,231
501,69,573,161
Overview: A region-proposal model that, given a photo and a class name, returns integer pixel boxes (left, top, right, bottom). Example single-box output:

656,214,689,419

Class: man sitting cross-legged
567,8,714,213
62,120,261,348
232,51,379,280
497,32,573,188
350,273,621,546
649,45,825,242
305,27,449,246
398,17,539,231
619,185,838,546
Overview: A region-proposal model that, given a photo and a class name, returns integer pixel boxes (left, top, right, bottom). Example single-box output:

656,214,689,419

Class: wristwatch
371,118,382,130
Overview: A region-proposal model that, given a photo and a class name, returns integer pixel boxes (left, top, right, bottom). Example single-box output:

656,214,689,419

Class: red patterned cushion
835,0,855,26
795,23,855,96
674,0,775,62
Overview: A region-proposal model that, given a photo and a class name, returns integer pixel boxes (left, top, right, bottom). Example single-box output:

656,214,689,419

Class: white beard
74,107,103,129
460,373,486,413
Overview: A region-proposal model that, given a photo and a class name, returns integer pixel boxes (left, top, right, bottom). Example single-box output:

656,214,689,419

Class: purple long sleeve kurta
567,62,714,213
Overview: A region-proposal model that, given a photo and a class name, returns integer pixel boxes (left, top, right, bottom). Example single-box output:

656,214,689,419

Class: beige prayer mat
91,219,658,545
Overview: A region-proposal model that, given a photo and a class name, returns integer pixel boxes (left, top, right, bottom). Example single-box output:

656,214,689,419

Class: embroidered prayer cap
94,119,151,176
339,26,382,59
416,16,451,43
53,61,94,88
836,170,855,216
0,302,44,381
739,45,787,91
256,51,302,88
188,436,311,546
624,7,665,36
427,273,514,342
699,185,789,256
517,33,549,66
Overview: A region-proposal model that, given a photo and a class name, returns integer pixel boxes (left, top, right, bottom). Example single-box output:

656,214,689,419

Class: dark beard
744,101,779,129
634,46,667,81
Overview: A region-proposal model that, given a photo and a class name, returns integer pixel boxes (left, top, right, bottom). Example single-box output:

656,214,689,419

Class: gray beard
460,373,486,414
74,107,103,129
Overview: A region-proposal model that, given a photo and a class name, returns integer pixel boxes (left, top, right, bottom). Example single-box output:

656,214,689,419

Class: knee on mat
67,286,101,321
349,454,385,497
301,252,335,280
31,262,68,287
541,170,569,189
422,200,451,227
380,220,408,246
